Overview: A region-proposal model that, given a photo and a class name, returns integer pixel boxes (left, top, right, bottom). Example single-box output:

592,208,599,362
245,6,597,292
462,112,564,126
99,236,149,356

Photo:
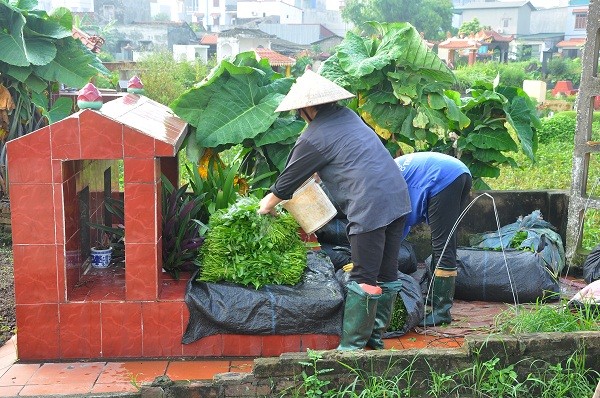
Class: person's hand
258,194,278,216
569,279,600,305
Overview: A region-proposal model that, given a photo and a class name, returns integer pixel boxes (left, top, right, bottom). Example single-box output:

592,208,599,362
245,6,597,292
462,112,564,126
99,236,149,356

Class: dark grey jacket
271,106,411,235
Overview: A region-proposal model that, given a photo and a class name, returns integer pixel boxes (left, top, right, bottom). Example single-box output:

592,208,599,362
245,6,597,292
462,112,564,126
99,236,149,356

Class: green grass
487,140,600,250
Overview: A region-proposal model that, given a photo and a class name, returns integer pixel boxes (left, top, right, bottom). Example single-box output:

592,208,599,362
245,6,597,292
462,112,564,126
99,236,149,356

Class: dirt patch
0,245,15,346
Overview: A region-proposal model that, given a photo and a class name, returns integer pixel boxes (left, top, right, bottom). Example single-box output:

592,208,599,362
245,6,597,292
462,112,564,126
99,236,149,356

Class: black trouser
428,173,472,271
348,216,406,286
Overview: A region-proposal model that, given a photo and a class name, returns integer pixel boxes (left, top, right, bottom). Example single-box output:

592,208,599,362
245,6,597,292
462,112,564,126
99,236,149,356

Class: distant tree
458,18,482,36
341,0,453,41
153,12,170,22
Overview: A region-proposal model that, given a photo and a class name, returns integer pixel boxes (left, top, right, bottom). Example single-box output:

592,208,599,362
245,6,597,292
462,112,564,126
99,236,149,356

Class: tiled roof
556,37,586,48
72,27,105,53
254,47,295,66
438,38,481,50
201,34,218,45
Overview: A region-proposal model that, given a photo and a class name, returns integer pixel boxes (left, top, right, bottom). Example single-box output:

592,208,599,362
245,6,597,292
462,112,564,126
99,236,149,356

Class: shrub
137,50,213,106
537,111,576,143
452,61,541,93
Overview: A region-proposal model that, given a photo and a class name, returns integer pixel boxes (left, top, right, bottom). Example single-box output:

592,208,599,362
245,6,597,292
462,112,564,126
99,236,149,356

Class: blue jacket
395,152,470,239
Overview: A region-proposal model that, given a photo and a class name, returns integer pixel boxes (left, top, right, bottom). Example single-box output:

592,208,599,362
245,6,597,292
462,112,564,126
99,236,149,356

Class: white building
36,0,94,12
237,1,303,23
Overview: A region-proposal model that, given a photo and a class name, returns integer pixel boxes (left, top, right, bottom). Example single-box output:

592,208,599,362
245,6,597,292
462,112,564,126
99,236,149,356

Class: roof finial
127,75,145,94
77,82,103,110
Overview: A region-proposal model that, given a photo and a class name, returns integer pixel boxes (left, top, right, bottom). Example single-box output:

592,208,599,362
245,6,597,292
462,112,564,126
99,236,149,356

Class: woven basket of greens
197,196,307,289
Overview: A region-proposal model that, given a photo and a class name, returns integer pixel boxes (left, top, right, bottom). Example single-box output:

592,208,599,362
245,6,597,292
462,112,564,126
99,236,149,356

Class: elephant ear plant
319,21,540,189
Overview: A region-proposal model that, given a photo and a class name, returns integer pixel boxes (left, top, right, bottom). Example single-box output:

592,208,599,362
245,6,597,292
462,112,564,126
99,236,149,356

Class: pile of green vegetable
197,197,307,289
388,295,408,332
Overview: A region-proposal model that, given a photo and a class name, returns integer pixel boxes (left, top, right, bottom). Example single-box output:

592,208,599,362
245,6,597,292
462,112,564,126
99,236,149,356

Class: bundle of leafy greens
197,196,307,289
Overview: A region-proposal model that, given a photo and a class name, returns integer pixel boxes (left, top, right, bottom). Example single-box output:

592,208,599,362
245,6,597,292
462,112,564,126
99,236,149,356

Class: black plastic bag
429,247,560,303
320,241,417,275
583,244,600,283
315,218,349,246
182,251,344,344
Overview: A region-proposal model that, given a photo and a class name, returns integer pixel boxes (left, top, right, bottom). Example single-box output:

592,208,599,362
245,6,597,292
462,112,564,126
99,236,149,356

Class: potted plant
90,232,113,269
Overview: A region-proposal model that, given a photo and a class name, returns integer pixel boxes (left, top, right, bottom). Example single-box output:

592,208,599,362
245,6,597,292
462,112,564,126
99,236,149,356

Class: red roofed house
253,46,295,76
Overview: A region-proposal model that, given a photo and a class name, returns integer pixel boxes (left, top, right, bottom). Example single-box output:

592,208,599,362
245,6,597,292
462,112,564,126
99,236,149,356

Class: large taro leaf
0,2,29,66
464,127,518,152
253,116,305,147
180,69,294,148
336,30,394,80
34,37,108,88
171,59,259,128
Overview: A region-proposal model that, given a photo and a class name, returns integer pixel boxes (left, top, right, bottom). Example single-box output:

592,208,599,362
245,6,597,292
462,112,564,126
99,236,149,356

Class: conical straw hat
275,69,355,112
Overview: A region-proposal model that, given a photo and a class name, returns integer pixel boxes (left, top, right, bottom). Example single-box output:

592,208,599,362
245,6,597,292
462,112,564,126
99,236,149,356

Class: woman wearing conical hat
258,69,411,350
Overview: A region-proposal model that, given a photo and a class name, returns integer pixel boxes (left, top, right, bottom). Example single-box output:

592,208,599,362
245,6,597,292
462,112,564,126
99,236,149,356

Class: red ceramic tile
301,334,339,351
55,245,66,303
0,363,40,386
123,126,155,158
91,382,139,394
59,302,102,359
261,335,302,357
96,361,168,384
124,183,158,244
62,179,79,242
9,184,56,245
6,126,52,184
0,336,17,371
0,386,23,396
79,110,124,159
382,338,403,350
230,360,254,373
398,332,437,349
159,274,188,301
101,302,143,358
15,304,59,361
222,335,263,357
166,360,230,381
155,139,176,157
142,302,184,357
124,158,159,183
125,243,159,301
52,183,65,245
13,244,59,304
50,116,81,160
427,337,463,349
181,334,223,357
27,362,104,385
19,383,91,396
160,157,179,187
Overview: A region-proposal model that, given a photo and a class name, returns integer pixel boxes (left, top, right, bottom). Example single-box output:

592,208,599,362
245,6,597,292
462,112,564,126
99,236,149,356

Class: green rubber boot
419,270,456,327
337,281,381,350
366,280,403,350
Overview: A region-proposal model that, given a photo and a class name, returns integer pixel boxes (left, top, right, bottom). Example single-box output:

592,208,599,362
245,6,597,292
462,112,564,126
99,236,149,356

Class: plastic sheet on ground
182,251,344,344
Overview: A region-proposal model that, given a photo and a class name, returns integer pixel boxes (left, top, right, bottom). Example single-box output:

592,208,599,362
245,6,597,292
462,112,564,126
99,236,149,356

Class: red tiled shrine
7,94,339,361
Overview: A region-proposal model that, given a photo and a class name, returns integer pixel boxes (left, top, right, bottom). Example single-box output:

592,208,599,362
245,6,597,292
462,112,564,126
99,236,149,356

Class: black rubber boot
419,270,456,327
337,281,381,350
366,280,403,349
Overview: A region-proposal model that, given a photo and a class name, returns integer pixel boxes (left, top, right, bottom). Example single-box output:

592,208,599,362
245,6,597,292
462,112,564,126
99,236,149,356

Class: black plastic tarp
434,247,561,303
182,251,344,344
583,244,600,284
